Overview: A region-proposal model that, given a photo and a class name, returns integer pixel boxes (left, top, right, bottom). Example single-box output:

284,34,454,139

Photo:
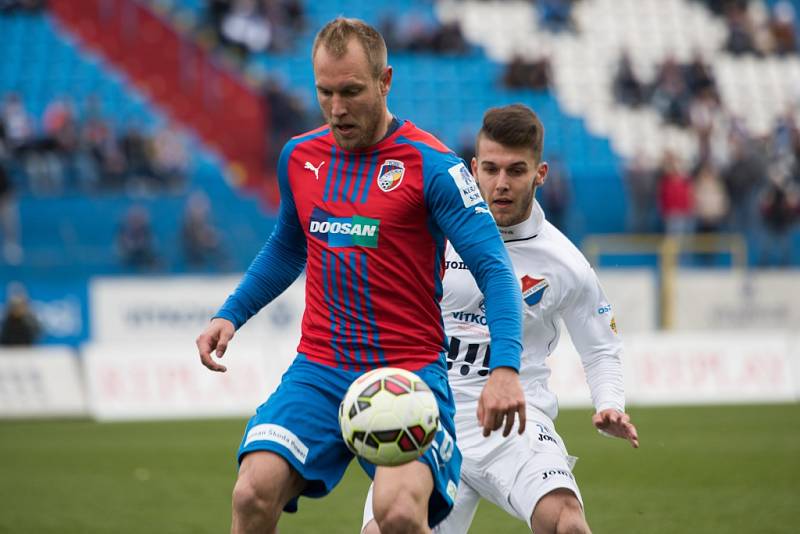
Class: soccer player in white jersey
362,104,639,534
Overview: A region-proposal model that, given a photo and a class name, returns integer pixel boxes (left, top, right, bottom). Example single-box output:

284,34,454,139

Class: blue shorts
238,354,462,528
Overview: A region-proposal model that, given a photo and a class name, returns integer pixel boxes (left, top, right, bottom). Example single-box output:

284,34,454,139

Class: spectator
1,93,34,154
220,0,272,56
538,0,575,32
0,119,22,264
769,1,797,55
758,170,800,266
116,205,160,270
651,56,690,126
0,283,40,346
80,99,126,190
657,151,695,237
613,51,646,107
539,154,571,232
430,21,469,54
502,54,552,91
181,191,227,270
725,4,759,55
684,52,717,97
0,153,22,265
624,152,659,233
121,124,159,193
722,136,767,234
693,160,729,234
152,126,188,191
0,0,46,12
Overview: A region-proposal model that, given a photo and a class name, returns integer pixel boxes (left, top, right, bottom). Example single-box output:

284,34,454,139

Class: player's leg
363,363,462,533
530,488,589,534
233,356,358,533
474,412,587,534
362,472,480,534
372,461,434,533
231,451,305,534
431,481,480,534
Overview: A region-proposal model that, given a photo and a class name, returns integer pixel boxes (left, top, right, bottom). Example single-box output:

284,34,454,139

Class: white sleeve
560,267,626,413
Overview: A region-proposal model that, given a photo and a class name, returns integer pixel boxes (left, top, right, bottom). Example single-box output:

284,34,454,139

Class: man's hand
592,409,639,448
196,318,235,372
477,367,526,437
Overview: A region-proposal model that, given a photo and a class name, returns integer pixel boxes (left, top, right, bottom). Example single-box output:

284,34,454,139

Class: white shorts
361,406,582,533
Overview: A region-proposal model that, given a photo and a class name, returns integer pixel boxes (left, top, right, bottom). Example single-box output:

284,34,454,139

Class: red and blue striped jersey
217,120,522,372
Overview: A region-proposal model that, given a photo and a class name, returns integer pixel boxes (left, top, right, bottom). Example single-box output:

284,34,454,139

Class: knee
231,472,282,521
375,494,426,534
553,507,591,534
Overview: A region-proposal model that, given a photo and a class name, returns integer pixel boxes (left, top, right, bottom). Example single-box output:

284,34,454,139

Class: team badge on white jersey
521,275,548,306
376,159,405,192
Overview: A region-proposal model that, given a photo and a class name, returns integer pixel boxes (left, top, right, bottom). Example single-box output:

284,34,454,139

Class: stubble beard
329,99,384,151
494,191,534,228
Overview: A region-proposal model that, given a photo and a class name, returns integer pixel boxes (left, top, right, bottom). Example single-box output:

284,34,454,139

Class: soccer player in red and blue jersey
196,18,526,534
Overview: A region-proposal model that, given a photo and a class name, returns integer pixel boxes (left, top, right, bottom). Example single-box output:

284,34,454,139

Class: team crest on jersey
376,159,405,192
521,275,548,306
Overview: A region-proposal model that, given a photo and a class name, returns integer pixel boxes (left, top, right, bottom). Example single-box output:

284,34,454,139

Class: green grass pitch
1,404,798,533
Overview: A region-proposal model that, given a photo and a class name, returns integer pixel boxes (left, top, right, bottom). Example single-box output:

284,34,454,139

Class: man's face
313,39,391,151
472,136,547,227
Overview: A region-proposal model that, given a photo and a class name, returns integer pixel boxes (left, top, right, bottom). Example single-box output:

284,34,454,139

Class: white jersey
442,200,625,420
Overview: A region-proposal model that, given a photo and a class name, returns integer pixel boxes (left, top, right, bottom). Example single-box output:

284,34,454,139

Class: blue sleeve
214,144,307,329
425,155,523,372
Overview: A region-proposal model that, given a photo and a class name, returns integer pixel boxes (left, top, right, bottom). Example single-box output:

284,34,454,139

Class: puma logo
304,161,325,180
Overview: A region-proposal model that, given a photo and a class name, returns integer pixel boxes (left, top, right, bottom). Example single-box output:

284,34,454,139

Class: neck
371,109,394,144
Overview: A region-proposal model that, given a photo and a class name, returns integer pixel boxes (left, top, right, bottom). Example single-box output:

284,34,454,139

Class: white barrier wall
0,347,87,417
89,275,305,344
82,341,283,420
547,331,799,409
5,272,797,421
595,269,657,333
83,275,304,420
673,269,800,330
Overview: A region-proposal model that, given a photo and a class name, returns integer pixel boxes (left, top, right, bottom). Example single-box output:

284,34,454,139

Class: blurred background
0,0,798,532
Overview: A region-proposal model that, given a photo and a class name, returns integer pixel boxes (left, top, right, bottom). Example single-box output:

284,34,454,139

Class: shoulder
281,125,332,159
396,121,452,154
522,222,593,284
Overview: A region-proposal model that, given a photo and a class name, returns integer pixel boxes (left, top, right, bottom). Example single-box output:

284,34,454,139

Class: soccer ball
339,367,440,466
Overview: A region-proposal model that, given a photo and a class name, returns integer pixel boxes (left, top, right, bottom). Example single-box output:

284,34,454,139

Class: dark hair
477,104,545,162
312,17,388,79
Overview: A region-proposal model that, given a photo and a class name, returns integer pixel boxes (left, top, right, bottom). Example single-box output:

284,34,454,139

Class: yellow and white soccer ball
339,367,440,466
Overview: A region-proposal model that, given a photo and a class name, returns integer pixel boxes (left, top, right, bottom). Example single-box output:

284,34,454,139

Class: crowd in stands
114,191,230,272
379,11,470,55
614,51,720,129
206,0,306,57
623,110,800,266
611,1,800,265
0,90,234,271
697,0,799,55
0,0,45,13
0,93,189,197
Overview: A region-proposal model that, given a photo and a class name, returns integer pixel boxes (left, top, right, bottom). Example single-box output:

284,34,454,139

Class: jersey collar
497,200,544,242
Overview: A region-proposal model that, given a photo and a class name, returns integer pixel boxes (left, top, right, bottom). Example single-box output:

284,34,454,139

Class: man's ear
380,66,393,96
470,156,479,182
535,162,549,186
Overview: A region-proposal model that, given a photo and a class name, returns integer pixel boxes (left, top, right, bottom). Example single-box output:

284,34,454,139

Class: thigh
238,356,358,512
237,450,306,506
373,459,434,512
458,412,582,524
358,362,462,528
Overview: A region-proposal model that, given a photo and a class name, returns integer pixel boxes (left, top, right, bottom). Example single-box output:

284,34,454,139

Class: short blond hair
312,17,388,79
